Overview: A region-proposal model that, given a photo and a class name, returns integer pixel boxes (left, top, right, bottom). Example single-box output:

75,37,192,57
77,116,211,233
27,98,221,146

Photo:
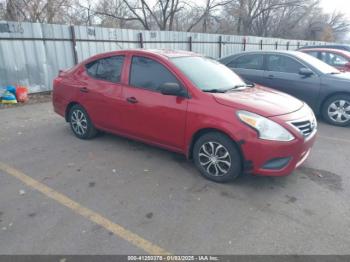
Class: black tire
68,104,97,139
193,132,242,183
322,94,350,127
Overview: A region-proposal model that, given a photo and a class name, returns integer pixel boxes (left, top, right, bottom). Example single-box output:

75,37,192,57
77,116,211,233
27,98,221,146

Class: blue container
6,85,16,95
2,91,16,100
1,91,17,104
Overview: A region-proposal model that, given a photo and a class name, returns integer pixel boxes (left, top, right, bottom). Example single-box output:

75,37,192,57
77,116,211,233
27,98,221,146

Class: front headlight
237,110,295,142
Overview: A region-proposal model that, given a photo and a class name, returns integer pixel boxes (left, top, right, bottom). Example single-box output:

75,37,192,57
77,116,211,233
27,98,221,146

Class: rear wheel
322,94,350,126
68,104,97,139
193,132,242,183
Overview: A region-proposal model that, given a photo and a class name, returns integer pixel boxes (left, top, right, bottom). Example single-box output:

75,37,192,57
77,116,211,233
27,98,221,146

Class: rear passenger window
266,55,304,74
227,54,263,70
85,56,124,83
129,56,180,92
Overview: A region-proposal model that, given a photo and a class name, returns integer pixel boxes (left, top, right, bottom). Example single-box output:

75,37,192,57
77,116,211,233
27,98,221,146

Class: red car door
121,55,188,150
77,55,126,131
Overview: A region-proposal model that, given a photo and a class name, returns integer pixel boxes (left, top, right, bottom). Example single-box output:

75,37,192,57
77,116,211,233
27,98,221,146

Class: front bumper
240,106,317,177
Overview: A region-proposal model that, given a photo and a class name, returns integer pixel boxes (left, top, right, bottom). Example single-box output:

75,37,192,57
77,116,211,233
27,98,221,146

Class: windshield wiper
224,83,255,92
202,89,226,93
202,83,255,93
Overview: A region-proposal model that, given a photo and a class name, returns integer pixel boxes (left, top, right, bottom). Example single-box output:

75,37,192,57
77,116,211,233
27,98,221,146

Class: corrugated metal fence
0,21,328,93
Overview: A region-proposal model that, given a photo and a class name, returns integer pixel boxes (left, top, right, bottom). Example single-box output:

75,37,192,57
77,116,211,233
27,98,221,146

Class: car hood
212,86,304,117
325,72,350,81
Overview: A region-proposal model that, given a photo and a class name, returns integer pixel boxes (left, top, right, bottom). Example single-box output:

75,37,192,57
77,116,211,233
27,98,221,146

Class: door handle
126,97,138,104
79,87,89,93
267,75,274,79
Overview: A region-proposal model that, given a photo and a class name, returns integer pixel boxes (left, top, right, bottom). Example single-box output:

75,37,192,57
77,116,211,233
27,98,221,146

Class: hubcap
328,100,350,123
71,109,88,136
198,142,231,177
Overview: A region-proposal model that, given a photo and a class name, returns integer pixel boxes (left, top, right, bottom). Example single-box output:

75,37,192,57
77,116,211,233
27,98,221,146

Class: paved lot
0,102,350,255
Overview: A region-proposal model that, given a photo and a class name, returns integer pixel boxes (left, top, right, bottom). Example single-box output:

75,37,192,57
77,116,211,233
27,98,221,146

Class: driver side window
320,52,348,67
266,55,305,74
129,56,181,92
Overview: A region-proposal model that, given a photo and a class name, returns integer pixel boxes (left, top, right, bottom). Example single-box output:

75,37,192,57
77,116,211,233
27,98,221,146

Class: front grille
291,120,314,137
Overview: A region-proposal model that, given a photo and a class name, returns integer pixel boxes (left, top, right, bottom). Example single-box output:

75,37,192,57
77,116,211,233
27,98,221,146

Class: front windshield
171,56,246,91
296,52,341,74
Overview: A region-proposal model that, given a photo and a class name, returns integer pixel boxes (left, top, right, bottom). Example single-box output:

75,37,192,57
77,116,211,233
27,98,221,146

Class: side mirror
160,82,185,97
299,68,313,77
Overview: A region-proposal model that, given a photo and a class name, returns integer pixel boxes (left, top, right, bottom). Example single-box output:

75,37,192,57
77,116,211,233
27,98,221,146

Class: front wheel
322,95,350,126
193,132,242,183
68,104,97,139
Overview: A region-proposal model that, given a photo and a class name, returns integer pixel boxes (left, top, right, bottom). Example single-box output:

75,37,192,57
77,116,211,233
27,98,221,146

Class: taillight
53,77,62,88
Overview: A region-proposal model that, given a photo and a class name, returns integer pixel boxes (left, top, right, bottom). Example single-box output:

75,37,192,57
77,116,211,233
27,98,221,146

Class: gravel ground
0,92,52,110
0,102,350,255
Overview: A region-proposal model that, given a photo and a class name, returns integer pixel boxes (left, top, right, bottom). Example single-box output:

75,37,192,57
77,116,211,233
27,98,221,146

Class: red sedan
53,49,317,182
300,48,350,72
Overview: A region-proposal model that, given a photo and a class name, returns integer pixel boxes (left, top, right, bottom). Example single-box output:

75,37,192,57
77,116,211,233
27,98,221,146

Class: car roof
221,50,302,58
219,50,328,68
300,48,350,57
219,50,342,76
243,50,300,55
298,44,350,51
137,49,199,58
81,49,201,65
89,49,200,60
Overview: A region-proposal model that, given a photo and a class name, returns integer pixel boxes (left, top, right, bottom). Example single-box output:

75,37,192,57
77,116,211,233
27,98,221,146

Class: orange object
15,86,28,103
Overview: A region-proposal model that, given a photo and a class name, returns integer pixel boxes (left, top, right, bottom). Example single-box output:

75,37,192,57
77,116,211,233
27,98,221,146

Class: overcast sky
320,0,350,17
321,0,350,41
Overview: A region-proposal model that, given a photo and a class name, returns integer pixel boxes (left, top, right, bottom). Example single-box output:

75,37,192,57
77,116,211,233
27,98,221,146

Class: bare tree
225,0,314,35
95,0,184,31
185,0,230,32
95,0,132,28
3,0,23,21
299,7,350,41
263,0,319,38
327,11,350,40
217,0,349,41
1,0,349,42
95,0,231,32
3,0,72,23
67,0,98,26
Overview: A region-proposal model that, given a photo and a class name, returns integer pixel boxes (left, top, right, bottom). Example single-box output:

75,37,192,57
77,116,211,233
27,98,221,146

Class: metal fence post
260,39,263,50
243,37,246,51
275,41,278,50
139,32,144,48
218,36,222,58
189,36,192,51
286,41,290,50
70,25,78,65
